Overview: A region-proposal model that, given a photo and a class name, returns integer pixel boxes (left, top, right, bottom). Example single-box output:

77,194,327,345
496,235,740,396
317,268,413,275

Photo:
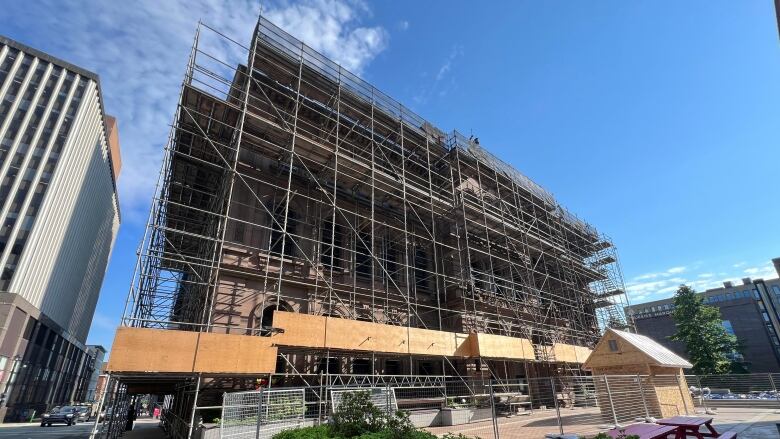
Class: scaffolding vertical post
187,374,202,439
488,380,500,439
255,386,265,439
88,373,111,439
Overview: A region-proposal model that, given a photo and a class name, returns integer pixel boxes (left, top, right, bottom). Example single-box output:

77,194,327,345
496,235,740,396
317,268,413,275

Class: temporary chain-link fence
112,373,780,439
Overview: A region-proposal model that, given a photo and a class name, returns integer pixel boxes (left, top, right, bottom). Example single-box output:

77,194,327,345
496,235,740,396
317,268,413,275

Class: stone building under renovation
107,15,630,437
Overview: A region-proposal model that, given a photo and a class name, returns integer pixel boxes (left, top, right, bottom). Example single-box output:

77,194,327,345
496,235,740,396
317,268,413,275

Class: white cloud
398,20,410,31
264,0,387,74
7,0,388,221
743,263,777,280
627,257,779,305
413,45,463,105
631,265,686,282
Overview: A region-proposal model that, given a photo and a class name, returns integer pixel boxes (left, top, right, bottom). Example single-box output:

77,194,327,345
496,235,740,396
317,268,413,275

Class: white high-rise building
0,35,120,422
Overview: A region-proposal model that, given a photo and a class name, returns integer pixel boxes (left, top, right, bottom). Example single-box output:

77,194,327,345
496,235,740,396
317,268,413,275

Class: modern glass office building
0,36,120,422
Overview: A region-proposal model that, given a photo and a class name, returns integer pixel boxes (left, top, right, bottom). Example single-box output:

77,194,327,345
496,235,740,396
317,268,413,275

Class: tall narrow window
320,220,341,268
413,245,428,293
383,239,398,282
355,232,372,278
269,203,297,258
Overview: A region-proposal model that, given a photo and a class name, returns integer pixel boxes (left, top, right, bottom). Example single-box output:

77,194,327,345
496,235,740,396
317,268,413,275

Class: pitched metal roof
608,328,693,368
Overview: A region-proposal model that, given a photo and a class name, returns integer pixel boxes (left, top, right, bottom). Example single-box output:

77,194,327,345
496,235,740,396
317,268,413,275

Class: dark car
41,406,79,426
76,406,91,422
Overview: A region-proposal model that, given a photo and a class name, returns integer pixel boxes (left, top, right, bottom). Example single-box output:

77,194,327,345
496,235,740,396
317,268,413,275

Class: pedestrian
153,406,160,419
125,405,136,431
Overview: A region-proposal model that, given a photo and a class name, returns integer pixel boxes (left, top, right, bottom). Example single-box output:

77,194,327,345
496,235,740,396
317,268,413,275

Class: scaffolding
115,14,630,438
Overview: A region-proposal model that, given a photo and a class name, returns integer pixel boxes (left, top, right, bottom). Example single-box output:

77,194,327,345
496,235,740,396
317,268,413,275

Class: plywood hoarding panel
474,333,535,360
108,328,279,374
408,327,473,357
195,332,277,373
325,317,408,354
552,343,578,363
575,345,593,363
108,327,198,373
271,311,326,348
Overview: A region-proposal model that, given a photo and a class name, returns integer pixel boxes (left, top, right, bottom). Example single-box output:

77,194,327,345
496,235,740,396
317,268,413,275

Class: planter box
409,409,442,427
440,407,493,426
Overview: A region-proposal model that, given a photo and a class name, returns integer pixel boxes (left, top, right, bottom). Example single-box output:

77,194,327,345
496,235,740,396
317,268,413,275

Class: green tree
670,285,742,374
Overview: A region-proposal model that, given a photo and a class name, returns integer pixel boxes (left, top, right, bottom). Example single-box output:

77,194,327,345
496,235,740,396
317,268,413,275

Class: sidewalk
125,418,166,439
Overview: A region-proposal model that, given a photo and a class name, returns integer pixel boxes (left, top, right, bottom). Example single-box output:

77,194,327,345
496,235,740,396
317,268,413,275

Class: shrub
331,391,387,437
441,434,477,439
273,425,332,439
271,391,475,439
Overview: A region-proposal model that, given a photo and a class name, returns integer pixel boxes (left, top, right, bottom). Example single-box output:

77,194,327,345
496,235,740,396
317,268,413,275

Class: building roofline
87,344,108,353
0,35,99,81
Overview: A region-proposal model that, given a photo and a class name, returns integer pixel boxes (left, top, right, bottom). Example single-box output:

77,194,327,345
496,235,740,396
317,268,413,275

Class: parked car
76,406,91,422
41,406,79,426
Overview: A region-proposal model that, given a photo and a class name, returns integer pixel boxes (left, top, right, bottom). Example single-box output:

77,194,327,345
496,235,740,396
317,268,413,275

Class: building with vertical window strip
0,36,121,422
626,258,780,373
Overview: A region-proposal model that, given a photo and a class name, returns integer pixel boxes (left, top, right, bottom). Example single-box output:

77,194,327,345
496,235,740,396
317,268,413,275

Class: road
0,421,93,439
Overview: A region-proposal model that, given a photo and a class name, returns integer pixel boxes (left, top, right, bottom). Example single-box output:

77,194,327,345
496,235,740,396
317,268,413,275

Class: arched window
269,202,298,258
250,301,293,336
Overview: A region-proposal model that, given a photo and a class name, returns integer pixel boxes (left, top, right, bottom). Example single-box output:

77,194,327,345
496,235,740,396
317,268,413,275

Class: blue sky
1,1,779,351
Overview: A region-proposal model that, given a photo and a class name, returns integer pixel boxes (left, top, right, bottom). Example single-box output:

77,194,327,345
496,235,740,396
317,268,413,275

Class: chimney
723,281,733,288
773,257,780,278
742,277,752,285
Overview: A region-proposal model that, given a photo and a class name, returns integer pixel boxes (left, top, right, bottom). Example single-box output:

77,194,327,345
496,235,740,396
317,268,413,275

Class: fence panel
555,375,610,438
221,388,311,439
689,373,780,409
491,377,559,439
221,390,263,439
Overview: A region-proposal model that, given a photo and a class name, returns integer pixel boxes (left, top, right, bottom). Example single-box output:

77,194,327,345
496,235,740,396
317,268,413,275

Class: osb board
271,311,326,348
590,364,650,376
574,346,593,363
194,332,277,373
408,327,473,357
655,385,689,417
453,332,475,357
271,311,534,360
473,333,535,360
651,369,695,416
325,317,408,354
583,332,654,370
107,327,277,374
272,311,474,357
552,343,577,363
108,327,198,373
